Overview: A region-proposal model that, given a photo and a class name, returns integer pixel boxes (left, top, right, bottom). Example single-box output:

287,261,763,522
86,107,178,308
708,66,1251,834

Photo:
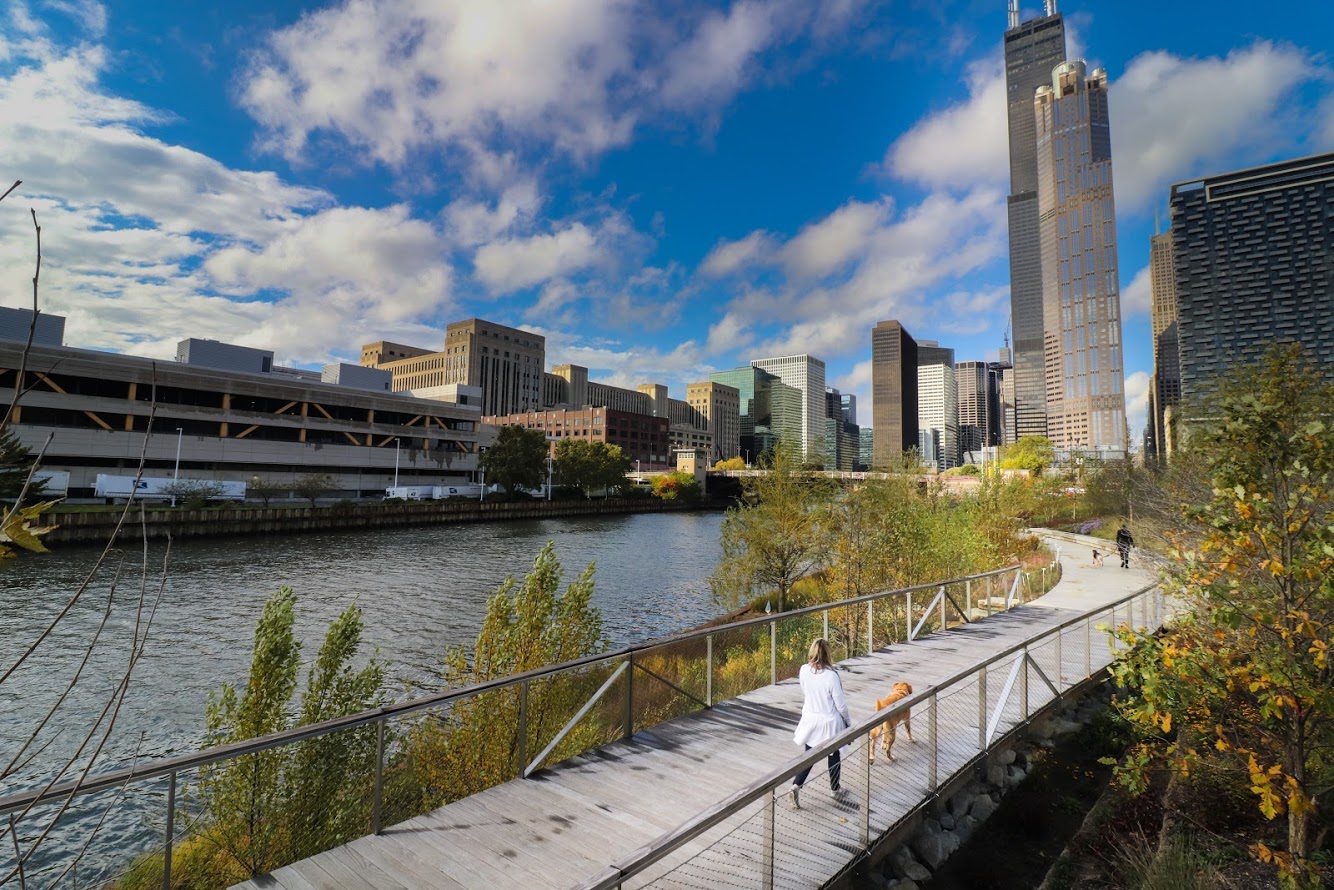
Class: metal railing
580,580,1167,890
0,559,1059,887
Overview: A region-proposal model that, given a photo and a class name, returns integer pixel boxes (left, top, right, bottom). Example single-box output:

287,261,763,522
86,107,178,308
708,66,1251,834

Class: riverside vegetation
114,447,1063,887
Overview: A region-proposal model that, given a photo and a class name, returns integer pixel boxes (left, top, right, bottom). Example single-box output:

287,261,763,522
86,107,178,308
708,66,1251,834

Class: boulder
889,845,921,879
997,748,1017,766
969,794,998,823
1005,764,1027,788
986,763,1006,787
948,791,975,818
957,814,979,839
939,813,956,831
911,824,961,870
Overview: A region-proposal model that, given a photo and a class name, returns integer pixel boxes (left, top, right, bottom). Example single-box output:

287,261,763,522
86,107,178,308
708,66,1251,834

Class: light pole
479,468,485,503
171,427,183,507
546,453,553,500
393,437,401,489
635,459,641,482
744,449,750,468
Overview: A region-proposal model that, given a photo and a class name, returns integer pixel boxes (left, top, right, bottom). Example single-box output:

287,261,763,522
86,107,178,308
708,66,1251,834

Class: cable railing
579,580,1167,890
1,558,1061,888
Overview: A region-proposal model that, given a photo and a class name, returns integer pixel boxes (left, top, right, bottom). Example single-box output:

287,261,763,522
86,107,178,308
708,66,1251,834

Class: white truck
31,470,70,497
384,485,437,501
93,475,247,501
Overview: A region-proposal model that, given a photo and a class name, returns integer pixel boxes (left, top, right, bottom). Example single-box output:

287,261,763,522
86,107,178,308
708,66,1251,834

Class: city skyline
1,1,1333,441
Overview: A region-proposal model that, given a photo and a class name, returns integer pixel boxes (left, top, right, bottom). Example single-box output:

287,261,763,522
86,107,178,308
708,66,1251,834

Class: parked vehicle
384,485,437,501
93,475,246,501
32,470,70,497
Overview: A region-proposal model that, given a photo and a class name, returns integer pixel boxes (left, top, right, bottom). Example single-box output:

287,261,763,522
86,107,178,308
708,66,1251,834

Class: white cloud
699,231,777,278
0,40,455,364
473,223,602,294
935,286,1009,335
240,0,873,180
1110,41,1318,212
1121,264,1151,317
1123,370,1151,443
884,57,1006,190
781,199,890,279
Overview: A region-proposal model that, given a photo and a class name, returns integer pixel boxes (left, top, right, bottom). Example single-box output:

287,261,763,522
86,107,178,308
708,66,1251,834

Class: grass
1113,833,1221,890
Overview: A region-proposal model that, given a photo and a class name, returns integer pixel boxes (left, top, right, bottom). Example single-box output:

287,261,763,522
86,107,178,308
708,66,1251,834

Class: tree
480,425,549,496
713,456,746,471
163,479,225,509
248,476,288,507
1109,344,1332,882
554,439,631,497
0,430,45,502
292,473,334,506
709,445,832,612
999,435,1055,474
651,471,700,502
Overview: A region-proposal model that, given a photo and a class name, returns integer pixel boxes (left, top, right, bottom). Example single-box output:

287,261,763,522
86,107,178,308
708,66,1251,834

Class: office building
1169,152,1334,413
685,381,741,460
321,362,392,392
1005,0,1066,441
483,407,670,470
750,354,826,462
710,366,801,462
823,387,860,471
957,360,996,462
0,306,65,347
1147,225,1180,458
177,339,274,374
1,330,481,498
857,427,874,471
363,318,545,418
1035,59,1127,454
917,341,959,471
871,320,918,467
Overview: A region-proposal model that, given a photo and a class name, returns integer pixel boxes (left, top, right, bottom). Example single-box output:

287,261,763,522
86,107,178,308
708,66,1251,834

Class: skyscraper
1004,0,1066,442
750,355,827,461
917,341,959,471
956,360,995,461
1169,152,1334,414
1148,226,1180,458
710,366,801,462
1034,60,1127,454
871,320,918,468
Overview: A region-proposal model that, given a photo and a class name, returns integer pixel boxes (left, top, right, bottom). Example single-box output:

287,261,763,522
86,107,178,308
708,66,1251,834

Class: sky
1,0,1331,441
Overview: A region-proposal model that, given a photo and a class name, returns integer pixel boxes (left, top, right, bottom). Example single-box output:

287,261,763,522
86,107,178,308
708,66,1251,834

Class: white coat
793,663,851,748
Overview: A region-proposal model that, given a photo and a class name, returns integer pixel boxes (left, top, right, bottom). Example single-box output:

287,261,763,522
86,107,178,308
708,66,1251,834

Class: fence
580,580,1165,890
0,558,1062,888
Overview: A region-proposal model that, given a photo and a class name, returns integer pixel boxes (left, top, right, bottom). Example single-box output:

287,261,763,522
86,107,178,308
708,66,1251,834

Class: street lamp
546,453,553,501
393,437,401,489
479,468,485,503
171,427,183,507
635,459,641,482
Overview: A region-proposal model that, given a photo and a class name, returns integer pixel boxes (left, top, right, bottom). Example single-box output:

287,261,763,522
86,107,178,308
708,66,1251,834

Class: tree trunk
1288,799,1309,859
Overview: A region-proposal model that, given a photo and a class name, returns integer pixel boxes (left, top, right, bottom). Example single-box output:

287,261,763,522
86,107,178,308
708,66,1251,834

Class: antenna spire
1045,0,1058,14
1007,0,1019,29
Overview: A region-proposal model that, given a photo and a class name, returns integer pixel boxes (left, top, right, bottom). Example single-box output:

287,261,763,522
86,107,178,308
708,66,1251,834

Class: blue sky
1,0,1332,439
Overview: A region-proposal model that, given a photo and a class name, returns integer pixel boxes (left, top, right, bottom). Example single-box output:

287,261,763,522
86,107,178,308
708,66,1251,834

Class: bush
651,472,701,502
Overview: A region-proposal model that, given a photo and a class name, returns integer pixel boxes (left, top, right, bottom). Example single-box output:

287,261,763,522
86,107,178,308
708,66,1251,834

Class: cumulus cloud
1120,264,1151,317
782,199,890,279
884,58,1006,190
699,231,778,278
1123,370,1151,445
0,39,454,363
240,0,874,179
473,224,602,295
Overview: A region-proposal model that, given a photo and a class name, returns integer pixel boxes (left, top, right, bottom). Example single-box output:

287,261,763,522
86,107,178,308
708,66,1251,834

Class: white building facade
750,354,827,462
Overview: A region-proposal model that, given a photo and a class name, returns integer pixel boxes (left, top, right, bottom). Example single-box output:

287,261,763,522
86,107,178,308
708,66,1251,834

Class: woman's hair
808,638,833,670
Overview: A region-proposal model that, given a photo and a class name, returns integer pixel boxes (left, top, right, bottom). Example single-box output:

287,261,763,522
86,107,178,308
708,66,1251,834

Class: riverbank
39,496,712,545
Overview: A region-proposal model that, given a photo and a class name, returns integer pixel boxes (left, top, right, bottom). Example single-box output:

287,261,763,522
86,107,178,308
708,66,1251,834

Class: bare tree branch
0,181,19,205
0,209,41,441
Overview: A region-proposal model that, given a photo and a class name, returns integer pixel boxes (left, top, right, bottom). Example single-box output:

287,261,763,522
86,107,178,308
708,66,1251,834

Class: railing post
977,664,988,753
624,652,635,740
516,683,529,777
770,622,777,685
906,591,913,642
822,606,829,644
867,599,873,654
1084,617,1092,676
762,789,775,890
372,717,386,831
862,737,872,846
705,634,714,707
965,579,972,617
1021,647,1030,718
939,585,946,629
1055,627,1064,690
163,770,176,890
928,693,938,792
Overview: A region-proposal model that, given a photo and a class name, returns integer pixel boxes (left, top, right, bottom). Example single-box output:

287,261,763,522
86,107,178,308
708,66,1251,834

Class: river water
0,509,725,883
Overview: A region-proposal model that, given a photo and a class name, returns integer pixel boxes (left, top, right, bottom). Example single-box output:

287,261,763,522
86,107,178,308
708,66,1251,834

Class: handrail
581,580,1160,890
0,562,1027,816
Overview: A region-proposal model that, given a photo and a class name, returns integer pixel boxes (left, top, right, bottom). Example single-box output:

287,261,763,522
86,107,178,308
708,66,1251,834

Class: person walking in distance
1116,523,1135,569
788,639,853,809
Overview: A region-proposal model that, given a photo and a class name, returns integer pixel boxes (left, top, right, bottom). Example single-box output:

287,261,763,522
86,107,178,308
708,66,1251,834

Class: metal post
705,634,714,707
1055,628,1064,690
517,682,529,775
624,652,635,740
372,717,386,831
822,607,829,643
1021,647,1030,718
965,579,972,616
928,693,938,791
977,664,988,752
762,790,775,890
867,599,873,654
170,428,183,507
163,770,176,890
906,591,912,642
862,739,873,846
393,438,400,489
770,622,777,685
1084,617,1092,676
938,586,946,629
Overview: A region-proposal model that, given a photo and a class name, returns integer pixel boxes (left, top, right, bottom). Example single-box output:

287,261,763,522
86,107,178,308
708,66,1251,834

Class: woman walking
788,639,852,809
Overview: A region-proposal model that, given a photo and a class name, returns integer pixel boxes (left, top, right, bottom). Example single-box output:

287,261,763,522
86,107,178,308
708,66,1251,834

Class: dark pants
1118,545,1130,568
793,745,841,791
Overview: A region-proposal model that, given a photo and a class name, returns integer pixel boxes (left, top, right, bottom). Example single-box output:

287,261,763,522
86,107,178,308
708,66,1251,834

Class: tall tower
1148,222,1179,458
871,320,919,468
1004,1,1066,442
1034,60,1127,454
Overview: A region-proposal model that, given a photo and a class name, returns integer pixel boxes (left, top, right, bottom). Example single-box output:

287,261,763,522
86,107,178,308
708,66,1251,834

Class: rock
969,794,998,823
1005,764,1027,788
986,763,1006,786
1052,717,1083,736
957,814,978,839
911,824,961,870
889,845,920,879
948,792,975,818
864,871,893,890
939,813,956,830
997,748,1017,766
896,881,921,890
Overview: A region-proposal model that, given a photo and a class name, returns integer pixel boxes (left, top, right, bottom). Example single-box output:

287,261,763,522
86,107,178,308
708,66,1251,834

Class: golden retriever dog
868,682,914,763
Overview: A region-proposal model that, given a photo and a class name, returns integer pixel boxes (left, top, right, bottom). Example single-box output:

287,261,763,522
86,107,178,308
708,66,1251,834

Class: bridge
234,531,1159,889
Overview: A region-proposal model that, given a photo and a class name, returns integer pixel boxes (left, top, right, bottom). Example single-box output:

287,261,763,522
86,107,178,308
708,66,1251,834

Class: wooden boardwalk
238,533,1155,890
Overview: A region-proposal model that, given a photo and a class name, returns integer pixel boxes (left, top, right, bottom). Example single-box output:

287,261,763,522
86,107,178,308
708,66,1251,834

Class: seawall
41,497,703,546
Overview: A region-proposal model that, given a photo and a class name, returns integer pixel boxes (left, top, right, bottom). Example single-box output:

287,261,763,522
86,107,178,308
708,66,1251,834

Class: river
0,509,726,884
